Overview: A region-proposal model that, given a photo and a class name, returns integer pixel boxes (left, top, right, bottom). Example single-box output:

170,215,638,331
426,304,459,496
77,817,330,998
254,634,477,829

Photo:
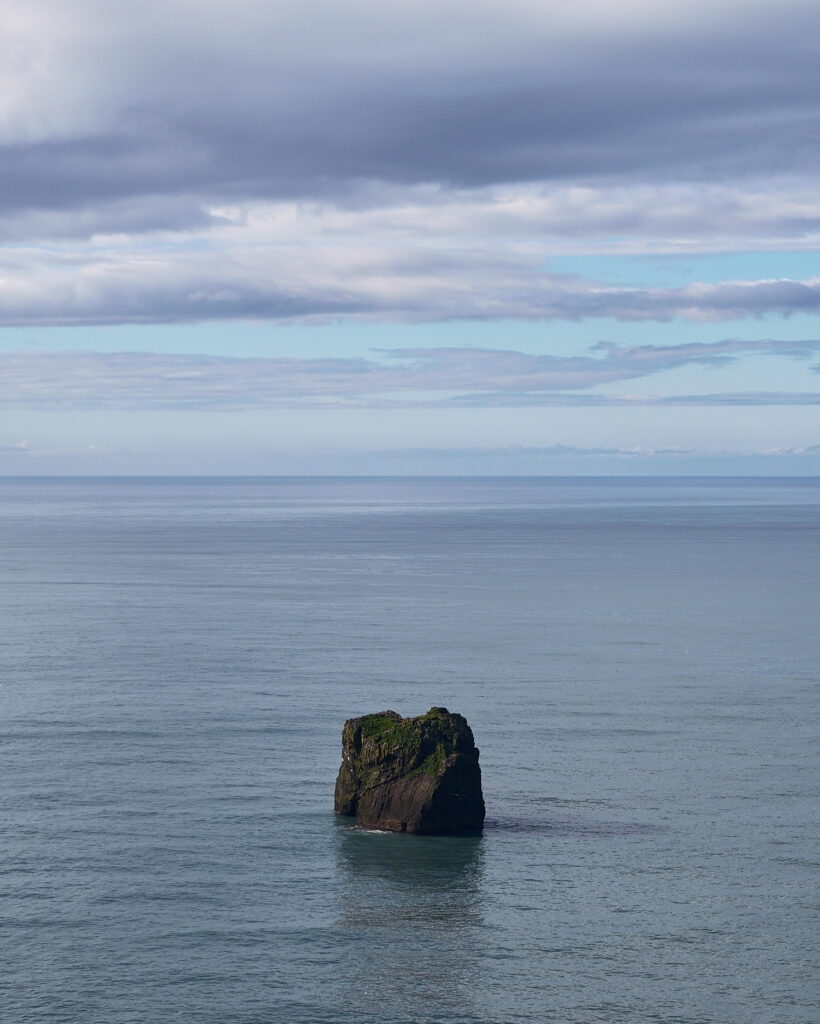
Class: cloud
5,182,820,254
1,1,818,329
0,0,818,251
1,339,817,409
0,437,106,458
378,444,700,458
3,231,820,325
3,2,818,212
449,391,820,408
364,442,820,462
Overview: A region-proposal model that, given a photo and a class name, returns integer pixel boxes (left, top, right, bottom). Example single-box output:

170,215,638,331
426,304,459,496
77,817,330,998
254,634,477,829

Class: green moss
358,709,455,769
359,713,400,739
359,713,420,753
425,706,449,716
418,745,445,777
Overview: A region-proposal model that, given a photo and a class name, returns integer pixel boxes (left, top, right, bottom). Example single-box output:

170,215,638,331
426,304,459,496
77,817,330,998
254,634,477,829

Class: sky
1,0,819,475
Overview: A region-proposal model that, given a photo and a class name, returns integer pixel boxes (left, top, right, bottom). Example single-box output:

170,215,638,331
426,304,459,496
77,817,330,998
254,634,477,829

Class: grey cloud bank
4,182,820,249
1,0,819,330
4,2,819,215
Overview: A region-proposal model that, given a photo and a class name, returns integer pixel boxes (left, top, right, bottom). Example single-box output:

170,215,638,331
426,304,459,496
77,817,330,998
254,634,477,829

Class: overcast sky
1,0,819,473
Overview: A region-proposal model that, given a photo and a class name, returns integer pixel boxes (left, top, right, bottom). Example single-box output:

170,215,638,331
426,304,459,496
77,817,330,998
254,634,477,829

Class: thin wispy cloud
2,340,818,409
0,441,104,457
375,443,820,459
449,392,820,408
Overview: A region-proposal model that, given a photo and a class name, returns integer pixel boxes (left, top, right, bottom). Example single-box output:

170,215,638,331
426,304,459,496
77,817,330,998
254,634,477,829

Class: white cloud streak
374,443,820,459
2,235,820,326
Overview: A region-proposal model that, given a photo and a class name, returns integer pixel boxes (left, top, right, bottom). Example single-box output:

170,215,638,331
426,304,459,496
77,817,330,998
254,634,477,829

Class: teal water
1,477,817,1023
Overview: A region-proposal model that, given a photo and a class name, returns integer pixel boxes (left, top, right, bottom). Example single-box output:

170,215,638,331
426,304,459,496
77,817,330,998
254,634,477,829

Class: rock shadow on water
485,814,664,837
332,816,486,1018
334,814,485,902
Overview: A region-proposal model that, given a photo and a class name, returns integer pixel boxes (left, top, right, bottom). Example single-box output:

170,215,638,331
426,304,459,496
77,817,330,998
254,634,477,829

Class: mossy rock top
334,707,485,835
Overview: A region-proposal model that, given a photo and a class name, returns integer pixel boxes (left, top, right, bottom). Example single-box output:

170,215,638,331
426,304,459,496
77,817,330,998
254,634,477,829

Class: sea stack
334,707,485,834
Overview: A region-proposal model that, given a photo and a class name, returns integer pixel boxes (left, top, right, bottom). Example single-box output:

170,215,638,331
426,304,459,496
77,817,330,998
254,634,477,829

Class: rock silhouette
334,707,485,834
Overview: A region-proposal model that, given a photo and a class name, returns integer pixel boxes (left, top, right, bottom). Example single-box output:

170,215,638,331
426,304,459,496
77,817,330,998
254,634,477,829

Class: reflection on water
334,817,485,1021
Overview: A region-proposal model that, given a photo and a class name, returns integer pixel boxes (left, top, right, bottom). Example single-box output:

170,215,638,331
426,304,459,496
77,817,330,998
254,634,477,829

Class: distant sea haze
1,477,817,1024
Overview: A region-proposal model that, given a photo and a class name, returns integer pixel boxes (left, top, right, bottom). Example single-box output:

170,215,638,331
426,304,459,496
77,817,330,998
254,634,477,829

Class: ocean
1,476,817,1024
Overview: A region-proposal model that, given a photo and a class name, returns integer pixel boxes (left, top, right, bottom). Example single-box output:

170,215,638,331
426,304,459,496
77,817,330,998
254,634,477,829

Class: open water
1,476,817,1024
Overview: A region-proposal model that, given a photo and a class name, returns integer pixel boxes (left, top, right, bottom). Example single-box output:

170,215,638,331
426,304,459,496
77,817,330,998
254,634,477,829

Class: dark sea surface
1,476,817,1024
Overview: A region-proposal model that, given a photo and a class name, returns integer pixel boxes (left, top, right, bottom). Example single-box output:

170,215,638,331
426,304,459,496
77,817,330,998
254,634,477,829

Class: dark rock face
334,707,485,834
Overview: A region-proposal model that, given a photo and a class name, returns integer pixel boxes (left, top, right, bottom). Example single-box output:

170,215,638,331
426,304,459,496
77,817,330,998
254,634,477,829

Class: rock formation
334,707,485,834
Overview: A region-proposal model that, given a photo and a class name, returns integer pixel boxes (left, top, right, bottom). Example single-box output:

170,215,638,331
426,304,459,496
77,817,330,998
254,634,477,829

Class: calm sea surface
1,477,817,1024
